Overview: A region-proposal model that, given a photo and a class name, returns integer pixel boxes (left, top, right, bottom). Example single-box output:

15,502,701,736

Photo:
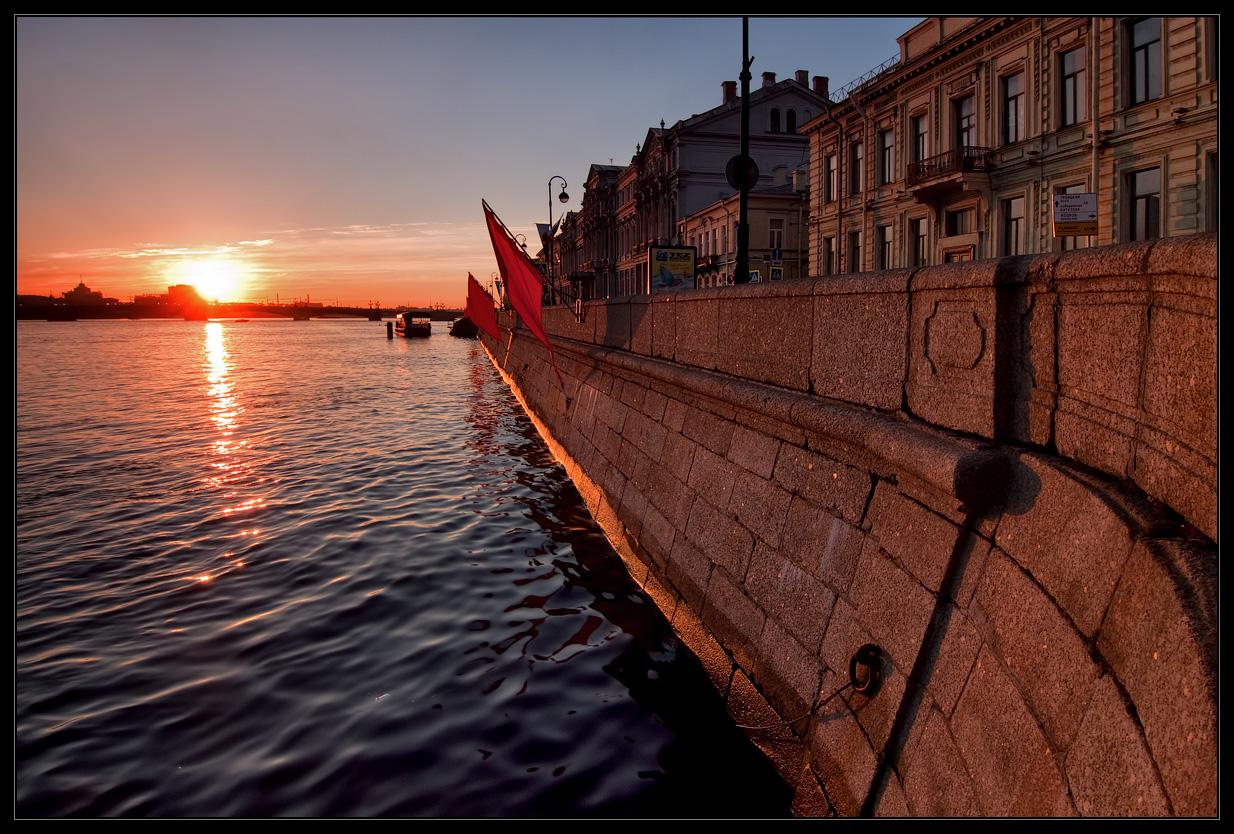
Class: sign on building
1052,193,1098,237
648,246,696,291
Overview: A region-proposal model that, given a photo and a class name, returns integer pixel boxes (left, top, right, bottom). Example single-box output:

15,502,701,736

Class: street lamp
548,176,568,303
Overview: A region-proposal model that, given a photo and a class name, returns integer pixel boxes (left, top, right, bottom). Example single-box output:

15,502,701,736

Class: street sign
726,155,760,190
1052,193,1098,236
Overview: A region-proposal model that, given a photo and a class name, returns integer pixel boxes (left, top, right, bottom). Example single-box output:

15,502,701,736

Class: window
848,140,864,195
770,107,781,133
911,113,929,162
1061,46,1088,126
786,109,797,133
945,207,974,236
911,217,929,266
1129,167,1161,240
769,218,785,251
1129,18,1162,105
1002,73,1024,144
954,95,975,148
822,237,835,275
879,129,895,185
847,230,862,272
824,154,837,202
877,225,893,270
1003,196,1025,255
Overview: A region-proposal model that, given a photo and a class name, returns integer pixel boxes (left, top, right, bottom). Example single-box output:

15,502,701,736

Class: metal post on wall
736,18,752,283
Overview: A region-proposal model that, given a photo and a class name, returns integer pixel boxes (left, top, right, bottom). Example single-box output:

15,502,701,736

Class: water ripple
17,320,789,818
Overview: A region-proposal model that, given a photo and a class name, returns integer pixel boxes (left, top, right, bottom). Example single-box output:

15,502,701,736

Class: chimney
762,71,776,87
722,80,737,104
795,69,809,85
813,75,830,100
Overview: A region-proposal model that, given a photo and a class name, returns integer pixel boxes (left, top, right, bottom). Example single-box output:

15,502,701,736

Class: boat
449,316,479,338
394,311,432,337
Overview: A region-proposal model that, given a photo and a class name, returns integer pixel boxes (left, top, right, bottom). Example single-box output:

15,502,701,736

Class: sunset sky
16,16,921,308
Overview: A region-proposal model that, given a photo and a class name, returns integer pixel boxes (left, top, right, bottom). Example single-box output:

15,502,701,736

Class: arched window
770,107,781,133
786,108,797,133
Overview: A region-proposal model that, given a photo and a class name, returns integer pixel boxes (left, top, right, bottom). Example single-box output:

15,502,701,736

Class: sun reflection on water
200,323,266,580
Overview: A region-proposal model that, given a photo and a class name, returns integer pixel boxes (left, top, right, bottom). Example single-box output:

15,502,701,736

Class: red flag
482,200,562,383
466,273,501,340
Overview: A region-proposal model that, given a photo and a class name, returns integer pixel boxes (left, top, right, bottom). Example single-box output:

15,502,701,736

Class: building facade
802,17,1219,274
562,71,830,298
680,170,810,287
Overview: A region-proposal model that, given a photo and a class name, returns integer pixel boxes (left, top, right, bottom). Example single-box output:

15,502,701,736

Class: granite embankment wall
480,233,1217,817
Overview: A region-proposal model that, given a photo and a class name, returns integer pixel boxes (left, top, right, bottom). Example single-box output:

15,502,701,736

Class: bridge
479,234,1218,817
17,300,464,322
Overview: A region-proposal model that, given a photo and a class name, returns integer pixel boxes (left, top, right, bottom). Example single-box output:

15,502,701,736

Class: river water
15,318,791,818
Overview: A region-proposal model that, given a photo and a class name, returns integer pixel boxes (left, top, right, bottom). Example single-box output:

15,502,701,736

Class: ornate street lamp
548,176,568,303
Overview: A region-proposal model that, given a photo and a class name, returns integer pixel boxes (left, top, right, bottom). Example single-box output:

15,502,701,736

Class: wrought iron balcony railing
907,146,994,187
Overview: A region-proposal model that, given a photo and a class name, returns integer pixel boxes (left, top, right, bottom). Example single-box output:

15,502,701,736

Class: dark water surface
16,319,790,818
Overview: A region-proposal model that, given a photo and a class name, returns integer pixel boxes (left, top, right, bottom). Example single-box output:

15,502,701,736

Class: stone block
649,293,676,360
901,707,980,816
772,445,872,526
628,294,653,356
1141,304,1217,459
700,567,764,672
665,534,712,614
778,498,855,592
846,536,935,674
951,645,1075,816
717,290,814,391
812,272,910,411
745,541,835,651
681,403,734,456
657,428,695,483
926,602,982,719
686,445,739,511
595,297,632,349
727,669,806,786
994,454,1135,638
906,260,1009,439
1065,674,1170,816
1096,538,1218,817
728,469,792,548
752,614,821,723
808,696,879,817
684,495,754,580
972,549,1101,751
672,294,720,370
727,423,781,480
866,482,962,593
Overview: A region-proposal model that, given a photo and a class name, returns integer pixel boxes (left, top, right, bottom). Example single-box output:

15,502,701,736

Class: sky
16,15,923,308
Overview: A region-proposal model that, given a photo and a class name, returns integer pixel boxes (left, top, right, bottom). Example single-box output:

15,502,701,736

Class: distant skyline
16,15,923,307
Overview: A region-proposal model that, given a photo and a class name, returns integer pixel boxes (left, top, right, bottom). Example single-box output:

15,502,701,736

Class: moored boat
449,316,479,338
394,311,432,337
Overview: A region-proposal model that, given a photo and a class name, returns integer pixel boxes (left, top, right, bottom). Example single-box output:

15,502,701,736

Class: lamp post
548,176,568,303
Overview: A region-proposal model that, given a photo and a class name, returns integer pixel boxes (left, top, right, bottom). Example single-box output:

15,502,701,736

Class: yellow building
802,17,1218,272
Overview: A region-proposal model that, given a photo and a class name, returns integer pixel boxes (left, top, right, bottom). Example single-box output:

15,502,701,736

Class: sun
182,258,243,302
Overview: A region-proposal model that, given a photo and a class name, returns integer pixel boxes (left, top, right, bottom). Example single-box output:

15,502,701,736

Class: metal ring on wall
849,643,887,697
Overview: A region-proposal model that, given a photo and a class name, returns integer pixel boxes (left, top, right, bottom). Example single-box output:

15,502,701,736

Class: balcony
907,146,994,187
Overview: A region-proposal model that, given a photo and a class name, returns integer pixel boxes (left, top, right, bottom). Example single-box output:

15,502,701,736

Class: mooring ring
849,643,887,696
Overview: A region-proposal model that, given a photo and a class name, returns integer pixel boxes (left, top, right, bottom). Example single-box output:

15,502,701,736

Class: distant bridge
17,300,464,322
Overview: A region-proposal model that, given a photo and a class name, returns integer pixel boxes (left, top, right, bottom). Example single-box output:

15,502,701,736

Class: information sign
1052,193,1098,236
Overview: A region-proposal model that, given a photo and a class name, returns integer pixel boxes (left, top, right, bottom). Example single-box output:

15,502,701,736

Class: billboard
648,246,696,292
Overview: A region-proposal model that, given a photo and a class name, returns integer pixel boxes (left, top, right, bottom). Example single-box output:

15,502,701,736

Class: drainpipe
849,92,871,271
1091,18,1101,245
820,99,845,274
